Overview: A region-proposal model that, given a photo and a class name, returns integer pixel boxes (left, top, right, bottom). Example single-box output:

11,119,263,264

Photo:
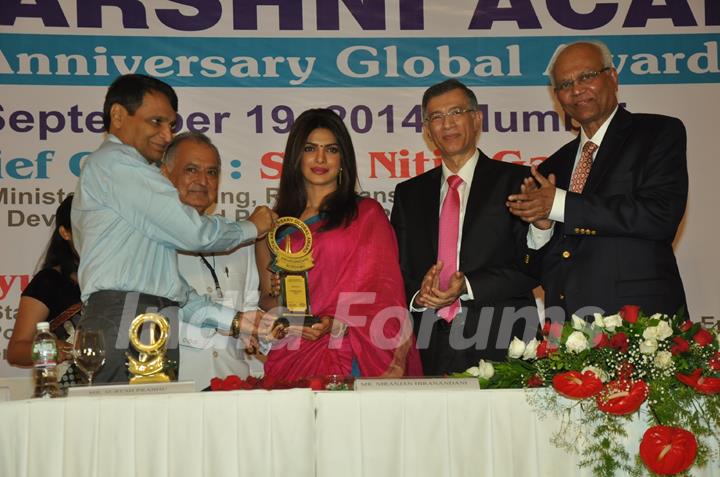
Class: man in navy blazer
507,41,688,319
392,80,539,375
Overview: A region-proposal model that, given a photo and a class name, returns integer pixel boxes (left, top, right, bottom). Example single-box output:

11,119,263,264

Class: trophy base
275,314,321,328
129,374,171,384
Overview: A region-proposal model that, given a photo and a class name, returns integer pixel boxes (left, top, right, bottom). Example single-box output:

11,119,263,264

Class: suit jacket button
574,228,580,233
562,251,571,259
591,230,597,235
559,293,565,300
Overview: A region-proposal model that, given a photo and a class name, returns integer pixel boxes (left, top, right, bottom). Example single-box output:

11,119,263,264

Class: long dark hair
274,108,358,230
41,194,78,280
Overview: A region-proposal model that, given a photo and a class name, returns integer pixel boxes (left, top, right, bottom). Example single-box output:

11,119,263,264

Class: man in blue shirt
72,74,276,383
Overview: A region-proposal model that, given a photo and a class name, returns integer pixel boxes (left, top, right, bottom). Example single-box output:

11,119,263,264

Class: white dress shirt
410,150,478,311
178,243,264,390
528,106,619,249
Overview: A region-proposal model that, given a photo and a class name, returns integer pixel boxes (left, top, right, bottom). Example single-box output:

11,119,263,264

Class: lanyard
199,254,223,299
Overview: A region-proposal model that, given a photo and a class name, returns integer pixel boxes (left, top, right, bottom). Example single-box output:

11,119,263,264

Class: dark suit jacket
391,150,538,375
532,107,688,318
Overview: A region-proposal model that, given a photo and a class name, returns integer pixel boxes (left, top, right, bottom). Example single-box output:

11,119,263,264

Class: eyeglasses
554,67,611,92
424,108,475,125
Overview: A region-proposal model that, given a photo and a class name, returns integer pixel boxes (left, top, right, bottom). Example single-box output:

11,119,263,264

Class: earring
337,167,343,186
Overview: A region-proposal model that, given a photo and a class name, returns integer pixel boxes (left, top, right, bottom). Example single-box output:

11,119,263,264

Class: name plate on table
67,381,196,397
354,377,479,391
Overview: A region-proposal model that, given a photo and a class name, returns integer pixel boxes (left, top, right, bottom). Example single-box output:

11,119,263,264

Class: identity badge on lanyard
199,254,236,306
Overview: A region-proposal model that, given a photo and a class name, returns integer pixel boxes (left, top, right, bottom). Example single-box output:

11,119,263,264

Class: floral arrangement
210,374,353,391
456,306,720,476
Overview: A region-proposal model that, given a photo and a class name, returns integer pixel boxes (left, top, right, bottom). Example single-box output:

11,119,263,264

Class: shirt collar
106,133,154,165
580,105,619,148
441,149,479,186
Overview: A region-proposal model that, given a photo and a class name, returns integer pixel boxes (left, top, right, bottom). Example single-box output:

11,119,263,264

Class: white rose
566,331,589,354
639,338,659,355
654,351,673,369
478,360,495,379
508,337,526,359
572,314,587,330
582,365,609,383
522,338,539,360
643,326,659,340
592,313,605,329
654,321,673,341
466,366,480,377
603,314,623,332
650,313,666,321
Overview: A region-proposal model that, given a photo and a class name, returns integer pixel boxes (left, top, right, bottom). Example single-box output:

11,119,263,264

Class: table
2,388,718,477
0,389,315,477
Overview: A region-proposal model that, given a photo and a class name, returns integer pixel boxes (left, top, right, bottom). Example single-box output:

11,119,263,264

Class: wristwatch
230,313,242,338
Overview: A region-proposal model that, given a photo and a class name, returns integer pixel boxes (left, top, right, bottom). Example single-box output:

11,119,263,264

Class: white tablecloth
314,389,719,477
2,388,718,477
0,389,315,477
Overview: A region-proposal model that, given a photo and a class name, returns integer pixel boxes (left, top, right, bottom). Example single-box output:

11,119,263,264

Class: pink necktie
569,141,598,193
437,175,463,321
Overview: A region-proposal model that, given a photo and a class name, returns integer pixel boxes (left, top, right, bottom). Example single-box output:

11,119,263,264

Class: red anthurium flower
619,305,640,324
709,352,720,372
592,332,610,349
610,332,629,353
695,376,720,394
552,371,603,399
676,369,701,387
639,426,697,475
693,328,714,347
670,336,690,355
527,374,544,388
679,320,694,332
676,369,720,395
596,380,648,415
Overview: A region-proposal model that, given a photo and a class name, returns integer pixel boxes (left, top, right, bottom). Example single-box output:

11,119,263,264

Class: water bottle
31,322,62,398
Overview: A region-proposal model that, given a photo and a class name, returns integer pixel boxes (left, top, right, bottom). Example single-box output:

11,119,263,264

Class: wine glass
73,329,106,386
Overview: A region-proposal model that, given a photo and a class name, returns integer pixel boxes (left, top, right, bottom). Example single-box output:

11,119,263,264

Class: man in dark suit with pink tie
507,41,688,319
391,79,540,375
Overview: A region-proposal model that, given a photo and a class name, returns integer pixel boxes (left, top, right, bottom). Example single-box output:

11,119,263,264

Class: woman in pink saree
256,108,422,380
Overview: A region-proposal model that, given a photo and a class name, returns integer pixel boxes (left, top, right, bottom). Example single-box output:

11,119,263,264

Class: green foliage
456,308,720,476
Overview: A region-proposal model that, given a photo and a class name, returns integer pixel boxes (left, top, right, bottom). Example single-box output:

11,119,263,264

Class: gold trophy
267,217,319,327
127,313,171,383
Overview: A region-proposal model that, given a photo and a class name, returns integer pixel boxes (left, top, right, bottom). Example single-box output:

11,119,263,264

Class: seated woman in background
7,194,81,387
256,108,422,380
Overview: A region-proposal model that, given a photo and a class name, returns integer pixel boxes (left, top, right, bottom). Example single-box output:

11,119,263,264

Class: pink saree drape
264,198,423,380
